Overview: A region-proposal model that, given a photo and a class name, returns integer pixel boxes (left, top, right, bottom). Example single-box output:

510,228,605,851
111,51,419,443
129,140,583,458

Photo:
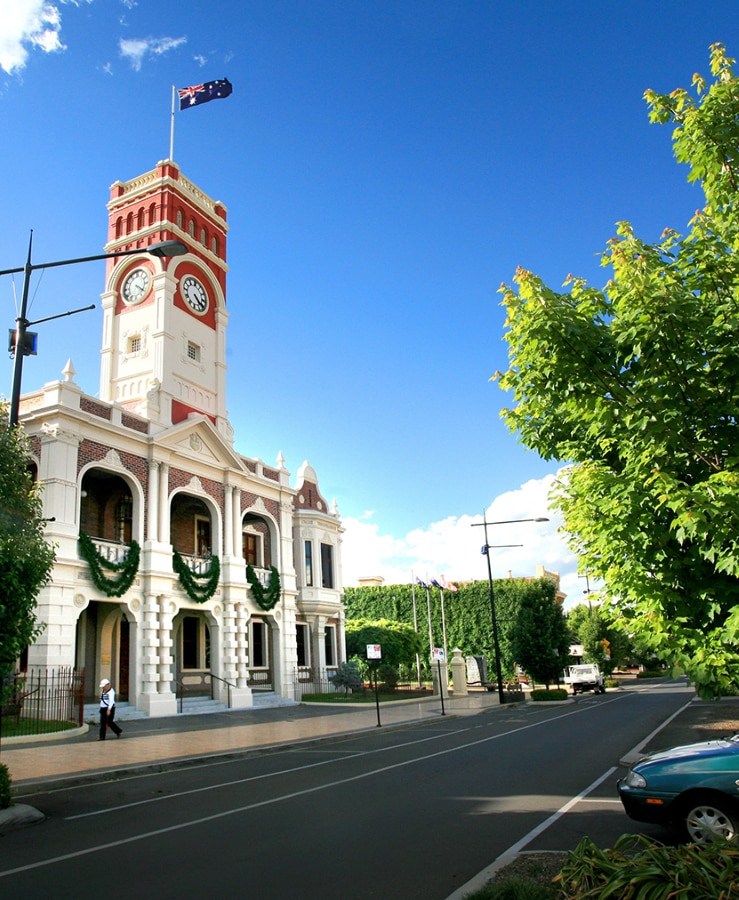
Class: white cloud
0,0,66,74
341,471,586,608
119,35,186,71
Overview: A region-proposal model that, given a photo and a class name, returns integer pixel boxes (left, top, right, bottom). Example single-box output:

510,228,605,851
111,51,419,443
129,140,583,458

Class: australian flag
178,78,233,111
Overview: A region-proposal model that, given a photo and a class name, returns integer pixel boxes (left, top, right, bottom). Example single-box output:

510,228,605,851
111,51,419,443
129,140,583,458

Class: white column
137,593,177,716
232,486,241,558
158,597,175,695
138,594,159,703
222,601,237,685
224,483,233,557
159,463,170,544
147,460,160,542
229,601,253,708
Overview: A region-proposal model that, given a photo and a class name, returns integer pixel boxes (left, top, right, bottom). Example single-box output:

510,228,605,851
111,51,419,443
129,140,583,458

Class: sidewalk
6,684,739,798
1,691,504,794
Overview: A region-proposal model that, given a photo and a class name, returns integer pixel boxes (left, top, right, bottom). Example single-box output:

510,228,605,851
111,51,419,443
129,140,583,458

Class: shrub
530,688,568,702
636,669,665,679
329,661,363,693
557,833,739,899
377,664,399,691
0,763,12,809
605,678,619,689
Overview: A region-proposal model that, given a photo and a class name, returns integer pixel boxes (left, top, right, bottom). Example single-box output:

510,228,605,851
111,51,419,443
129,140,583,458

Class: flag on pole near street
440,575,458,592
178,79,233,110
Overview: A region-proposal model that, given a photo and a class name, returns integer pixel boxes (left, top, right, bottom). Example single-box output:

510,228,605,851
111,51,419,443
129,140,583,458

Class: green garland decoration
246,563,281,611
78,531,141,598
172,549,221,603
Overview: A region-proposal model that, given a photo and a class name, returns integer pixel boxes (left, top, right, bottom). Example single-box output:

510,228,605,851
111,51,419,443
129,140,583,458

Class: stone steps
84,690,299,721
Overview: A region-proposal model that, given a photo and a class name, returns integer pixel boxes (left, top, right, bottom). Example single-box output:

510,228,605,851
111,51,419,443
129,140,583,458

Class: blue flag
178,79,232,110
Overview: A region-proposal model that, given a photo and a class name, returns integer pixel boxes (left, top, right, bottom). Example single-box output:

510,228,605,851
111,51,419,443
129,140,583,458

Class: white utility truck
564,664,605,694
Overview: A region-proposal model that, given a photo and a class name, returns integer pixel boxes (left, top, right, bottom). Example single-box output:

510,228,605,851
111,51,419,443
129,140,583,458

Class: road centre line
67,694,633,821
1,696,635,879
64,728,468,820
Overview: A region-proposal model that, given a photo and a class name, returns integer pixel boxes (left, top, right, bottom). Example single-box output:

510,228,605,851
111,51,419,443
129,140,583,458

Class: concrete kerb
2,723,90,746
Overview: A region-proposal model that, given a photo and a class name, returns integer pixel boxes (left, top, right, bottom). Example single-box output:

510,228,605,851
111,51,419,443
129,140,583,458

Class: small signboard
432,647,445,662
366,644,382,660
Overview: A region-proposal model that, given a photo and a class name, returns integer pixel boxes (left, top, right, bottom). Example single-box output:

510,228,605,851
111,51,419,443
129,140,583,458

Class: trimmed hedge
530,688,569,702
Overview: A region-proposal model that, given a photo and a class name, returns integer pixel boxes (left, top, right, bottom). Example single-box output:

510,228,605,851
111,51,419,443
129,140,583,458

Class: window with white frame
321,543,334,589
296,623,309,667
243,530,263,567
304,540,313,586
324,625,336,666
195,516,211,557
250,620,268,668
181,616,211,670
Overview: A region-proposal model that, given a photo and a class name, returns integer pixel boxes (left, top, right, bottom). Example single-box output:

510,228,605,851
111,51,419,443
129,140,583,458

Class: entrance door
119,618,130,701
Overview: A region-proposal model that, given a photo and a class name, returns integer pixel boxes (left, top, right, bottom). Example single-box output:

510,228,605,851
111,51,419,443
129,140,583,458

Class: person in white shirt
98,678,123,740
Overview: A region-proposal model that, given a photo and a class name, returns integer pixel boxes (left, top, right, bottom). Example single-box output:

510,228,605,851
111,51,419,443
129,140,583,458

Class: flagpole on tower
169,84,176,161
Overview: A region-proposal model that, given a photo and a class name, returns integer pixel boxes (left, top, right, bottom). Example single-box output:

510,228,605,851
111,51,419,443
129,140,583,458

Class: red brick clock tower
98,160,232,441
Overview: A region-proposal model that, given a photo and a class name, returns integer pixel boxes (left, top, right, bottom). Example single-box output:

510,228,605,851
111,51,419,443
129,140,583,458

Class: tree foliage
510,579,570,685
343,578,566,680
0,406,56,678
497,44,739,697
344,618,425,668
566,603,634,675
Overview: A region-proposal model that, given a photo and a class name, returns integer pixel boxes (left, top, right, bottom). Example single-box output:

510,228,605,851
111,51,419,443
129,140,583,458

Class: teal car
618,736,739,842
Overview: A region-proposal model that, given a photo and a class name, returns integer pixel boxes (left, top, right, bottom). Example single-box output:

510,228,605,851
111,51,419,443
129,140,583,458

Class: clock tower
99,160,231,440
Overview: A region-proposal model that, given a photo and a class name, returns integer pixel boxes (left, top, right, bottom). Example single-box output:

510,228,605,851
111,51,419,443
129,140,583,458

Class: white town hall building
17,159,346,714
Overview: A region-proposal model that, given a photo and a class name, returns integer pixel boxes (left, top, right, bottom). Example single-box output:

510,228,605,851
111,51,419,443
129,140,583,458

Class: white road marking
1,698,632,879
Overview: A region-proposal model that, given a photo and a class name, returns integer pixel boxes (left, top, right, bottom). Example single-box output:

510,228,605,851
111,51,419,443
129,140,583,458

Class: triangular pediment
155,415,245,471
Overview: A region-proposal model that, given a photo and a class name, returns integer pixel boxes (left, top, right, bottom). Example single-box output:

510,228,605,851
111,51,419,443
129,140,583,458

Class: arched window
126,212,134,234
149,203,157,225
211,236,219,255
200,227,207,246
115,217,123,239
188,218,196,237
137,208,145,230
176,209,184,229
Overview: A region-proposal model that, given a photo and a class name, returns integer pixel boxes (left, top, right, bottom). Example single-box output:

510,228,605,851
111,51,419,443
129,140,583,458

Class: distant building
357,576,385,586
18,160,345,714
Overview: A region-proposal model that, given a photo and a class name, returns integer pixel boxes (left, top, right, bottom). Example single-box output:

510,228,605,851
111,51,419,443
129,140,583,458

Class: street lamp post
471,514,549,705
3,235,188,427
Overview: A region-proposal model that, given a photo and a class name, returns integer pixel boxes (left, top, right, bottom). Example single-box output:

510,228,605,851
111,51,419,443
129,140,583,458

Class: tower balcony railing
89,538,131,566
248,565,272,588
180,553,214,576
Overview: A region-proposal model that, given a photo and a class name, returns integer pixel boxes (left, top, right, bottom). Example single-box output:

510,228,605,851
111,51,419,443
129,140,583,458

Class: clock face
122,268,151,305
181,276,209,313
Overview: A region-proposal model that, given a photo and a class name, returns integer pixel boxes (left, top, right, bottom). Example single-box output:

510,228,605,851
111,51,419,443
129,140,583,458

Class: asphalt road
0,680,693,899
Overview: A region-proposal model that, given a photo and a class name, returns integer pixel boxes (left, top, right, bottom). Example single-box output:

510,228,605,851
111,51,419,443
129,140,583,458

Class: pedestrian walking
98,678,123,740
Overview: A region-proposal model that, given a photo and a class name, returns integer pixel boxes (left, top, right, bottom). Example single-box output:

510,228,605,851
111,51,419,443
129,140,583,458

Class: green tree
344,618,425,668
343,577,566,680
0,405,56,679
497,44,739,698
511,580,570,686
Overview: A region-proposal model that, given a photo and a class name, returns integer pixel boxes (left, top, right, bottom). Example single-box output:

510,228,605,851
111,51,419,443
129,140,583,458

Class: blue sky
1,1,737,604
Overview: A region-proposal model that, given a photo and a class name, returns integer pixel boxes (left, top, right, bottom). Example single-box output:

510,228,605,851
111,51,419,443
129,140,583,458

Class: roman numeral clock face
122,268,151,305
181,276,209,314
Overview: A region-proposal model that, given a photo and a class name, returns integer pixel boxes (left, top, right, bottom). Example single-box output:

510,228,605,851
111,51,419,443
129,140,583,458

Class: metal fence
1,667,85,736
294,668,432,700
